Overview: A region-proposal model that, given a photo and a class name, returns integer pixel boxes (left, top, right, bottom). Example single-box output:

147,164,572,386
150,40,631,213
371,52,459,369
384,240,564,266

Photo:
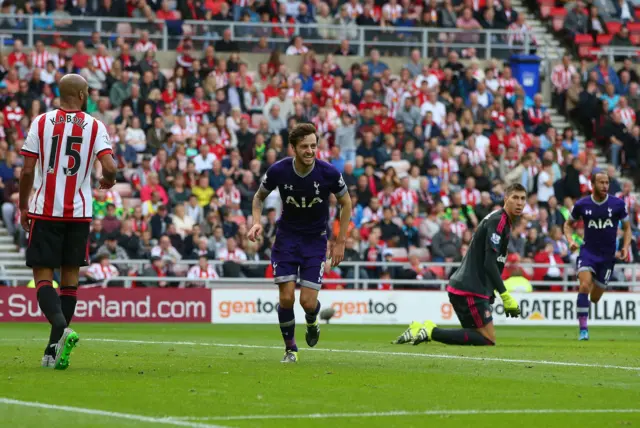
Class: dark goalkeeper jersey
448,209,511,298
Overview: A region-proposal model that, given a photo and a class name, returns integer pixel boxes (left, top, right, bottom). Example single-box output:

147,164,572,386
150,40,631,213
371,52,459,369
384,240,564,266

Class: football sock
59,286,78,325
577,292,590,330
277,304,298,352
432,328,495,346
304,301,321,325
36,280,67,349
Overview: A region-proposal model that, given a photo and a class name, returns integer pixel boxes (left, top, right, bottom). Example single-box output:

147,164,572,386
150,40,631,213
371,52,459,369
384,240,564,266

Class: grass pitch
0,323,639,428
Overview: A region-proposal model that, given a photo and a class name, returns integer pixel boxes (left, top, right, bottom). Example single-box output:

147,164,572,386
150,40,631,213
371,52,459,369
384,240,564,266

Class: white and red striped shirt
31,49,55,69
187,264,219,280
19,110,113,221
615,107,636,129
377,190,395,208
86,263,119,280
498,77,518,99
432,158,459,182
450,220,468,238
392,187,418,214
216,186,241,207
134,40,157,53
617,192,637,214
464,147,486,166
217,248,248,262
551,64,576,92
461,188,481,207
93,55,114,74
3,105,24,129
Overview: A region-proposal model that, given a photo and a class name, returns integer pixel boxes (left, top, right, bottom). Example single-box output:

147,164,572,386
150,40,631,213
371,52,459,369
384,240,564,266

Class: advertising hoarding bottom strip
0,398,229,428
168,409,640,421
80,338,640,372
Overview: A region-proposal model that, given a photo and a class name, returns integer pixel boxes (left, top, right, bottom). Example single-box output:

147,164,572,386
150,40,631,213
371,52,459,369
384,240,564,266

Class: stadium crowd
0,0,639,289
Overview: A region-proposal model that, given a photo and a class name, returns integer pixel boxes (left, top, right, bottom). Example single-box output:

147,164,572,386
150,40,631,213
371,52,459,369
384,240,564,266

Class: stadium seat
631,34,640,44
606,22,622,35
596,34,614,45
574,34,594,44
627,22,640,33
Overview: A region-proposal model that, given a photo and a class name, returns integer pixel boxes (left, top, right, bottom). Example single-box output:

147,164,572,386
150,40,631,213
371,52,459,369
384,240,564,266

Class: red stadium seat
596,34,613,45
635,8,640,21
550,7,567,17
574,34,593,44
631,34,640,45
627,22,640,33
606,21,622,34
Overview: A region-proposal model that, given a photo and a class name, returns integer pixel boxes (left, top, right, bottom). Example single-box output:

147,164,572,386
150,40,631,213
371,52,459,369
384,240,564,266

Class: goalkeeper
393,184,526,346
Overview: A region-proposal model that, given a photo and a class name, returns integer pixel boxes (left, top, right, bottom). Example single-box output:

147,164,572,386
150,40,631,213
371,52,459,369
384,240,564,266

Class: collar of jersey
590,194,609,206
58,108,81,113
292,157,315,178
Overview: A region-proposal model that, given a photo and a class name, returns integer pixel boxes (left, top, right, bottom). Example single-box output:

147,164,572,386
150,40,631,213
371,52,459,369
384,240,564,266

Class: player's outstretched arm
98,153,117,189
18,156,37,232
332,192,353,267
248,187,271,242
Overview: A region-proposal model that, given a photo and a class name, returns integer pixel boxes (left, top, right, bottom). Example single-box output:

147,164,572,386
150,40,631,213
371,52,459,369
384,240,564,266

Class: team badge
491,233,501,245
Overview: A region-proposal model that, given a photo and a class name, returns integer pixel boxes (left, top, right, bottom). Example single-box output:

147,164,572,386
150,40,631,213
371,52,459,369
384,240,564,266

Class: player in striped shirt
18,74,117,370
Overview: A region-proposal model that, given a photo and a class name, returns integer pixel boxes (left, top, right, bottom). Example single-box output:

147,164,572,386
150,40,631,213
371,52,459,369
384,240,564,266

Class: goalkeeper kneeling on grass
393,184,526,346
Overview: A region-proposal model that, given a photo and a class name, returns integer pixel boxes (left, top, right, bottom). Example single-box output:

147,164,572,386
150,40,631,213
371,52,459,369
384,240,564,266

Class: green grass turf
0,323,640,428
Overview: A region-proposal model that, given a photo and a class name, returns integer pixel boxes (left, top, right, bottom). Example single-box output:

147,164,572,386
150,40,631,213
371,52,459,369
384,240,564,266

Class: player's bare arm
18,156,37,232
564,218,579,253
332,192,352,267
98,153,117,189
248,187,271,242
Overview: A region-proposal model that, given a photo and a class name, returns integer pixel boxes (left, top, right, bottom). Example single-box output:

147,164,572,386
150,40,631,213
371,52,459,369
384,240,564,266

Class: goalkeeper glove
500,292,521,318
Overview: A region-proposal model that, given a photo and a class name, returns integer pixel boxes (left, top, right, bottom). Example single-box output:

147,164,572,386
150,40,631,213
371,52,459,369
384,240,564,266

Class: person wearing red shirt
313,62,335,90
140,173,169,205
3,98,24,130
7,40,27,68
310,81,327,107
375,105,395,134
71,41,90,70
271,3,295,38
489,123,510,157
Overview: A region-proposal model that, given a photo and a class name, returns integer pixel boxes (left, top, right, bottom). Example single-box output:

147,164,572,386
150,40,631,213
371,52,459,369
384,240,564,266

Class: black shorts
448,292,493,329
26,219,91,269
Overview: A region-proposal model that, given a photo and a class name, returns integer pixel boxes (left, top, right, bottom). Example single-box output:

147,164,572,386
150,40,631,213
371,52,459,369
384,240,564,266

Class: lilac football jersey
260,158,348,236
570,194,628,260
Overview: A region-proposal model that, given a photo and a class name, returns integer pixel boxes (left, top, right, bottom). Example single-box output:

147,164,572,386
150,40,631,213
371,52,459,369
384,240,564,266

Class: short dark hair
288,123,317,147
591,171,607,184
505,183,527,196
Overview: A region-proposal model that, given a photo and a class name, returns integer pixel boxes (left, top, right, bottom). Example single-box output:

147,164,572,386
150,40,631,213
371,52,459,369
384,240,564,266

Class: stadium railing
0,15,550,60
596,46,640,62
1,260,638,291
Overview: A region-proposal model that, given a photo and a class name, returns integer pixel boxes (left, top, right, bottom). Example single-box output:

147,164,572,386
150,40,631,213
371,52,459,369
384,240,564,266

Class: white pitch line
0,398,228,428
167,409,640,421
84,338,640,372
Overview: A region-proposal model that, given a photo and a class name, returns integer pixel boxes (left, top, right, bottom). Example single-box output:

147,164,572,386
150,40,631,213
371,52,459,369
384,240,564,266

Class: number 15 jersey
19,109,113,222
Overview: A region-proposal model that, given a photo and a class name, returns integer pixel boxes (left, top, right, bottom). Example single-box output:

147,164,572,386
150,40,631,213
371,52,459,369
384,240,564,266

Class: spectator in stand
186,255,219,287
96,233,131,274
86,254,120,286
151,234,183,264
430,219,462,262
